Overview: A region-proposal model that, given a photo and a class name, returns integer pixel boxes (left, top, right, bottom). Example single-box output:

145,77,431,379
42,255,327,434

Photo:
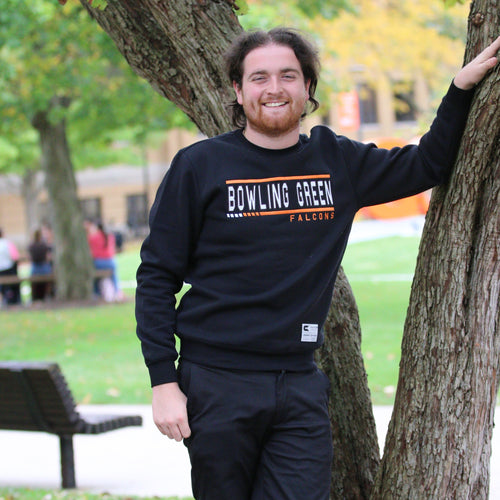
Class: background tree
0,0,190,300
0,127,41,235
78,0,498,497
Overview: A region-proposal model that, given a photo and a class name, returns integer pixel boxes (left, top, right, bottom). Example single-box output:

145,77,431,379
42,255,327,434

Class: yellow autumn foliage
311,0,469,91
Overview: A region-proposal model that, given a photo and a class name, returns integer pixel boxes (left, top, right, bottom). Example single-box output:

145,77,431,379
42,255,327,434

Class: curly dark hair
224,27,321,128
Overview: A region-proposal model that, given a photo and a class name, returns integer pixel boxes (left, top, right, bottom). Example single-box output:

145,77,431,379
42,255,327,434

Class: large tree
80,0,499,497
0,1,189,300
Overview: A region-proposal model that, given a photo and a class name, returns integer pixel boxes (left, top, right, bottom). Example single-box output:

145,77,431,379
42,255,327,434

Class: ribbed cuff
449,79,476,105
147,359,178,387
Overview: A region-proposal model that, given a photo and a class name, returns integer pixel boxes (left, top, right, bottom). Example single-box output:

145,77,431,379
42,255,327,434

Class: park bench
0,361,143,489
0,269,114,304
0,268,112,287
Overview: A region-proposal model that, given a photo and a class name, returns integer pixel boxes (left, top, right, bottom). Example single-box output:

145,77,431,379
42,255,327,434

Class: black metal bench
0,361,143,488
0,269,114,304
0,268,113,286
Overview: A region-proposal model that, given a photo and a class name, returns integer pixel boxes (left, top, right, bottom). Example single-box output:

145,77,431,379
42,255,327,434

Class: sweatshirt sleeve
135,149,203,387
344,81,475,209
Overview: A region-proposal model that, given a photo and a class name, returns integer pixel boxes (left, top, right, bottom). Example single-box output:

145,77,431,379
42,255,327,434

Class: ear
233,81,243,105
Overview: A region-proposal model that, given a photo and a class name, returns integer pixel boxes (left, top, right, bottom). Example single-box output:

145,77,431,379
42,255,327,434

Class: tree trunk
81,0,241,136
373,1,500,498
83,1,378,496
20,168,43,236
316,266,380,499
32,97,94,301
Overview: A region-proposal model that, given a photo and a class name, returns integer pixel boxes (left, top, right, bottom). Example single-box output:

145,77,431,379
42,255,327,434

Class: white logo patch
301,324,318,342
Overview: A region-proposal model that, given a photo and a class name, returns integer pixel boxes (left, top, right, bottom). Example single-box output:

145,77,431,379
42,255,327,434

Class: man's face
234,43,310,140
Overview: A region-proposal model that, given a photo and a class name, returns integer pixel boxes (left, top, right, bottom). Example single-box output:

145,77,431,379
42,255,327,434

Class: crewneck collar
235,128,305,155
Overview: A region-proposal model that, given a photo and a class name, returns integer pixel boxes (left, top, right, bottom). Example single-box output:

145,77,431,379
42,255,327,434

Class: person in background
85,219,122,302
0,228,21,306
28,227,53,301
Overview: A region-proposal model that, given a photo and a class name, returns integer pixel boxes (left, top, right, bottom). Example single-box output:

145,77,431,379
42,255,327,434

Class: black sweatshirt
136,82,474,387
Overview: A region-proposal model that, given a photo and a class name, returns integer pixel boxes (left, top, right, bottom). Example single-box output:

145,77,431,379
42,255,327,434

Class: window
393,81,417,122
80,197,102,222
127,194,148,233
358,83,378,125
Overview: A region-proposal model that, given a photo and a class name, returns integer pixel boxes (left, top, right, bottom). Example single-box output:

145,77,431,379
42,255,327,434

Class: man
136,28,500,500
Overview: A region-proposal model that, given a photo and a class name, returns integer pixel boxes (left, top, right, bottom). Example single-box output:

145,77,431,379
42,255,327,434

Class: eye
250,74,267,82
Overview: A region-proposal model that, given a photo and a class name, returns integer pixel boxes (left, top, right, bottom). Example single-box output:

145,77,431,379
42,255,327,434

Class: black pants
178,360,333,500
0,265,21,305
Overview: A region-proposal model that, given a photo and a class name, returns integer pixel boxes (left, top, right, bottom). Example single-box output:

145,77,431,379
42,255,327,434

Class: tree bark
373,1,500,498
316,266,380,499
20,168,43,236
83,1,379,497
81,0,241,136
32,96,94,301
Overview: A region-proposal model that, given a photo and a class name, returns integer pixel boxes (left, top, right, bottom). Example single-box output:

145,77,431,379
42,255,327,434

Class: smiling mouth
263,102,287,108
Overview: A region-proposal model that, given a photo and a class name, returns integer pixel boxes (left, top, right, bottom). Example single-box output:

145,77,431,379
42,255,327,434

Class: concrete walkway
348,214,426,244
1,404,499,498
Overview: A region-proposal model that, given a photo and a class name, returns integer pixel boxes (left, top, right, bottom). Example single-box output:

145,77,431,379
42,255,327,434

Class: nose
266,75,281,94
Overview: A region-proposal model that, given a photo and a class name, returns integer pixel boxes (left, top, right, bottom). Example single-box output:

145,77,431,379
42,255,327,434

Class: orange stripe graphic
226,174,330,185
235,207,335,217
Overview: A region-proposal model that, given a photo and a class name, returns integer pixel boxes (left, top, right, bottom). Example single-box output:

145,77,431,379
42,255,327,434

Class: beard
244,101,305,138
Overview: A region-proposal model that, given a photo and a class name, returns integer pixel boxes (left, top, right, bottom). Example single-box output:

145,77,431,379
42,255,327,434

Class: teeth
264,102,286,107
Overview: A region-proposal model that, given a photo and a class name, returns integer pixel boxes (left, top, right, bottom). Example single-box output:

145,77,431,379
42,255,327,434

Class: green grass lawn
1,236,419,406
115,242,141,294
342,236,419,405
1,300,148,404
0,487,192,500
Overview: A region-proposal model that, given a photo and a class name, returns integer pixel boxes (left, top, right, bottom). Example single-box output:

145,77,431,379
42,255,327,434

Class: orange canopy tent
358,137,429,220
